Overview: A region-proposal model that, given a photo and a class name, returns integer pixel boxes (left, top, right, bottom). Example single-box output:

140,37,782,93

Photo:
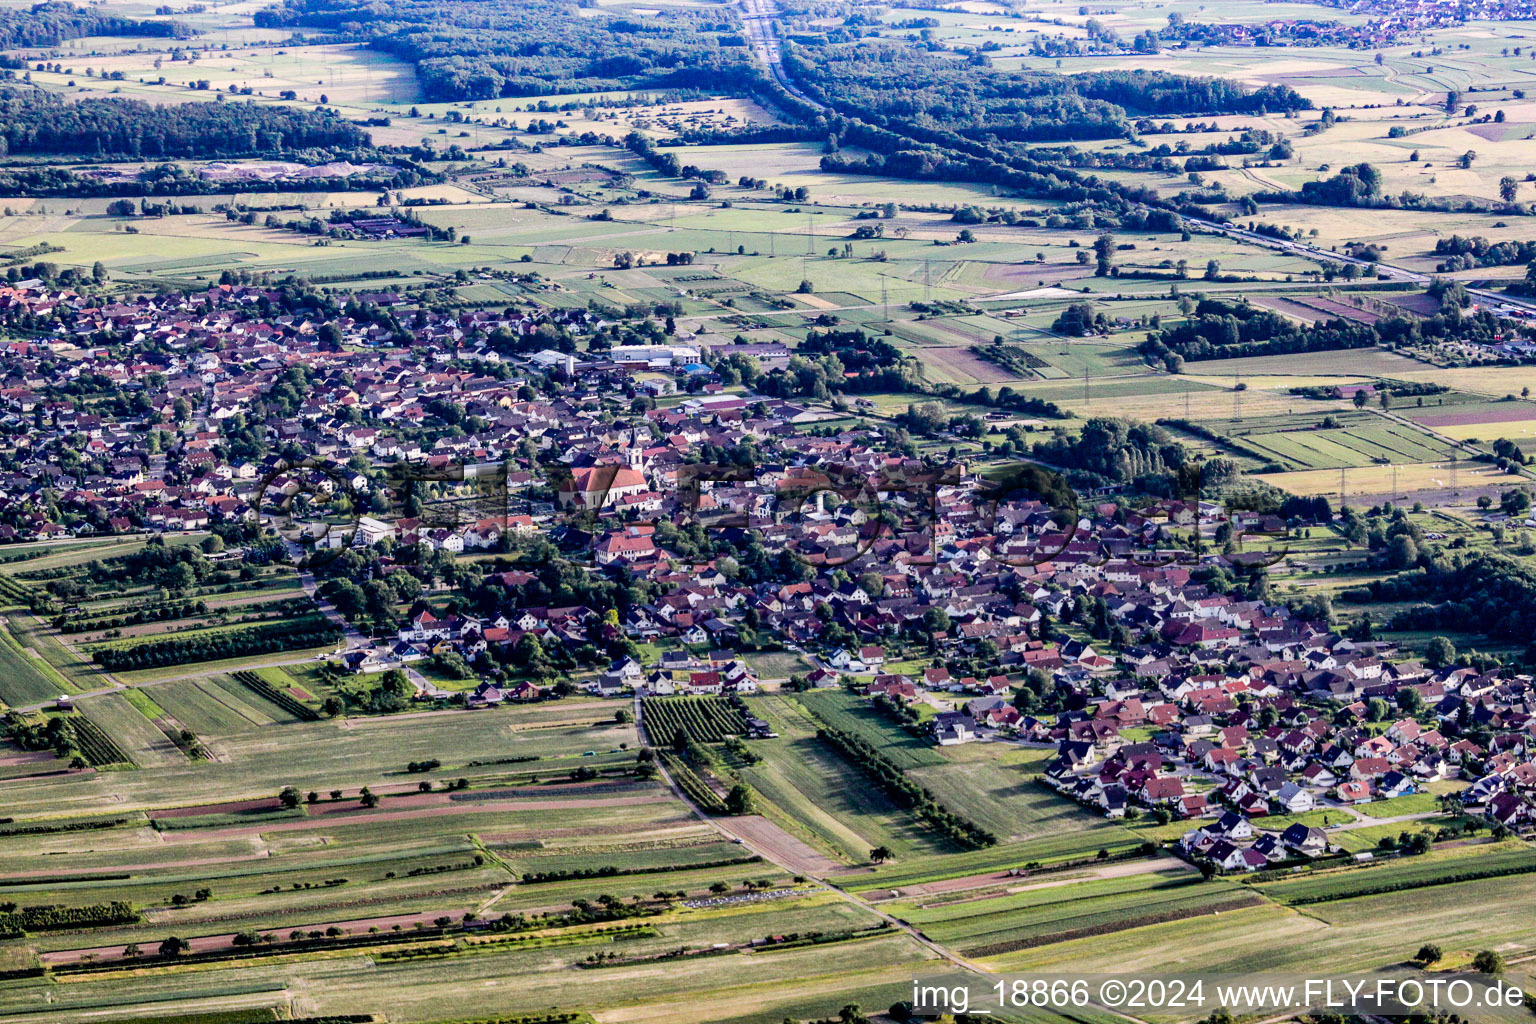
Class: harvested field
151,797,284,819
41,907,476,964
718,814,847,876
916,345,1025,384
1411,405,1536,428
1251,295,1330,323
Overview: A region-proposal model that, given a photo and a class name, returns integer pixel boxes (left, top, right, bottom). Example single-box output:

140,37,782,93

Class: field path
638,695,1009,983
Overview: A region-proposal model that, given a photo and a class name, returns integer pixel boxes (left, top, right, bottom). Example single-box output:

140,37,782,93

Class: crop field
1253,841,1536,905
896,870,1255,959
152,677,295,734
738,694,952,863
791,690,943,769
844,825,1148,893
79,692,185,768
1238,420,1461,470
905,754,1107,844
1255,459,1527,500
0,616,71,707
8,0,1536,1018
992,846,1536,980
641,696,752,745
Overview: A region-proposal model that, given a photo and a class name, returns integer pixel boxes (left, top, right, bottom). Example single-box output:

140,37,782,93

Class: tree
359,787,379,808
278,786,301,809
1473,949,1506,974
1053,301,1099,337
724,783,754,815
1353,390,1369,410
165,562,195,591
158,936,188,958
1387,533,1418,570
1425,635,1457,669
869,845,893,863
1501,176,1520,203
1415,943,1443,965
1093,232,1115,276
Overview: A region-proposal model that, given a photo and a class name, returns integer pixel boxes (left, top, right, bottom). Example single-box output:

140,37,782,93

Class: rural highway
1188,217,1536,319
727,3,1536,331
739,0,825,112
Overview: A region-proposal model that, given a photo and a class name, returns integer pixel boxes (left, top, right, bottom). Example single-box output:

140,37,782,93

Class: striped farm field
792,690,943,769
0,618,70,707
1239,420,1459,470
641,696,752,745
894,871,1259,959
1252,842,1536,906
1255,460,1525,498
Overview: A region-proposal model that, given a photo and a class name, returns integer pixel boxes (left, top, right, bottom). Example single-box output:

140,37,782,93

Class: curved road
739,0,825,112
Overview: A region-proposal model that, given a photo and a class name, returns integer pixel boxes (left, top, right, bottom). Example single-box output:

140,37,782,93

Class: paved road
299,571,444,697
739,0,825,112
1188,216,1536,319
633,692,992,977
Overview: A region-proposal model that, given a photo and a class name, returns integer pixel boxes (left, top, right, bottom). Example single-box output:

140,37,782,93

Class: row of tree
815,725,997,848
